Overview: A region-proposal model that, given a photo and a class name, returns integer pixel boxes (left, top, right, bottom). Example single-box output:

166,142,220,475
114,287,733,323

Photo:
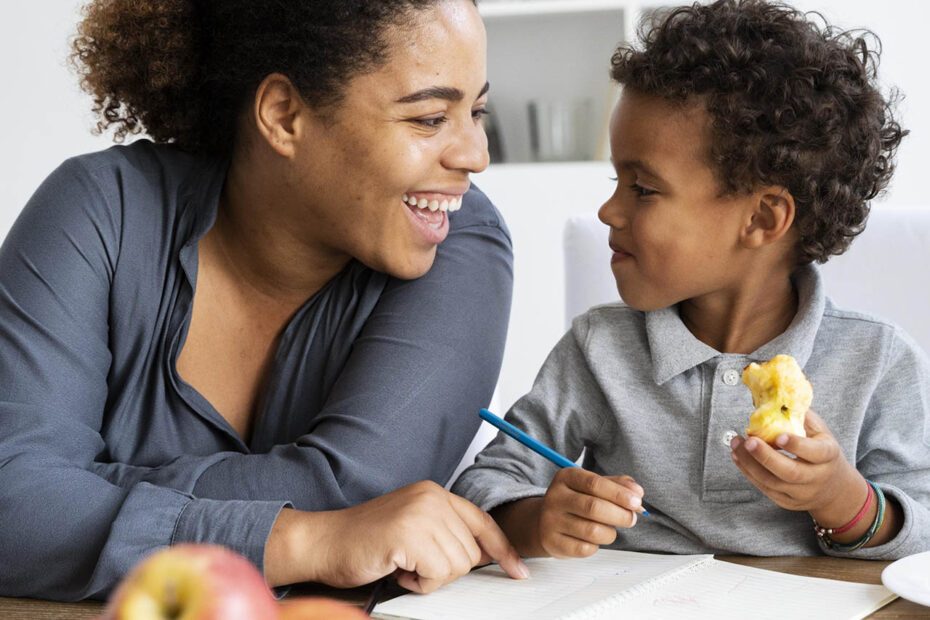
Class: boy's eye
630,183,658,197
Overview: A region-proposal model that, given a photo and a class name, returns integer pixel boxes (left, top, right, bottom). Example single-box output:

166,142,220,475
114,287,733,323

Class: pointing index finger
448,494,530,580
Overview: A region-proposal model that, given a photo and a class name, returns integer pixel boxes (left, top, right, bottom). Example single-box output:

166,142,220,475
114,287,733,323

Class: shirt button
722,369,741,386
723,430,739,446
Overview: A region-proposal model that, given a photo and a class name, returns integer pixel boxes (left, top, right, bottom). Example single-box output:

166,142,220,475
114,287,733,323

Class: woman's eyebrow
395,81,490,104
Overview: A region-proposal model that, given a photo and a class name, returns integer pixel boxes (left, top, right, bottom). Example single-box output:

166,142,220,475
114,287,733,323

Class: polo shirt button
722,369,741,385
723,430,739,446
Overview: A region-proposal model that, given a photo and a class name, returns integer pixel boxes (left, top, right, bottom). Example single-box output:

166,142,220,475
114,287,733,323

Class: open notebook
374,550,896,620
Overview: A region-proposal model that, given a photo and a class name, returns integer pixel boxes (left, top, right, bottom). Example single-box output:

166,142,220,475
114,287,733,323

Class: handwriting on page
619,561,894,620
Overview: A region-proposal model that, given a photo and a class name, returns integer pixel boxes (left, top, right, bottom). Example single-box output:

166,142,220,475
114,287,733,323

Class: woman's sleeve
823,328,930,560
0,160,288,601
186,187,515,507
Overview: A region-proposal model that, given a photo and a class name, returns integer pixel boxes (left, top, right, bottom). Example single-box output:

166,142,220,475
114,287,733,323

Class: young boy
453,0,929,560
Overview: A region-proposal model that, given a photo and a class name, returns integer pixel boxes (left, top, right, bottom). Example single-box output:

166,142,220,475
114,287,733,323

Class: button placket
702,359,757,500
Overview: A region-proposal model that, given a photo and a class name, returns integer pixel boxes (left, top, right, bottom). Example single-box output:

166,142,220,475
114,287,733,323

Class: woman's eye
413,116,448,128
472,107,489,122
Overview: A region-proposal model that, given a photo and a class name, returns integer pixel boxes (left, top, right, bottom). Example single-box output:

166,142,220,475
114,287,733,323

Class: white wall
1,1,929,415
0,1,119,232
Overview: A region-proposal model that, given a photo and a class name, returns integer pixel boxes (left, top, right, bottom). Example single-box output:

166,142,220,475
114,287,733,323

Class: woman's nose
443,119,490,173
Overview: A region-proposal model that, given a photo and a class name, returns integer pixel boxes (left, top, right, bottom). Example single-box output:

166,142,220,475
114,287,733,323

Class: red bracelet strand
813,481,873,538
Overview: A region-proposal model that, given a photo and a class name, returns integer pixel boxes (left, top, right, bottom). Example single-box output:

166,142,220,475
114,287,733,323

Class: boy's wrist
491,497,547,558
808,468,872,544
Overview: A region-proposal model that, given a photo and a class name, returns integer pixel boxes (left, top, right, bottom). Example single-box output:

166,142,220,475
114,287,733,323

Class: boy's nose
598,197,626,228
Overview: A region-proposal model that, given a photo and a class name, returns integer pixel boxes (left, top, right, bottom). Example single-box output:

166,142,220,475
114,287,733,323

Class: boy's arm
452,314,645,558
829,329,930,560
450,315,611,533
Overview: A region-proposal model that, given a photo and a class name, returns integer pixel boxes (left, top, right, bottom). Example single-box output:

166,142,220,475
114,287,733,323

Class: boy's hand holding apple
730,409,862,514
730,410,902,547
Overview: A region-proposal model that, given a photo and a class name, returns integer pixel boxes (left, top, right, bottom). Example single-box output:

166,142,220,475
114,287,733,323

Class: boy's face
599,89,755,312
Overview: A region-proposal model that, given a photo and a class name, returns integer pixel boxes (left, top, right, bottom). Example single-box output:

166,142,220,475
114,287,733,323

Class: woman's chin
383,248,438,280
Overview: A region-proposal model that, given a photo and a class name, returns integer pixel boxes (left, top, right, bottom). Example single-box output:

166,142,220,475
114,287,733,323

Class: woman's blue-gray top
0,141,513,600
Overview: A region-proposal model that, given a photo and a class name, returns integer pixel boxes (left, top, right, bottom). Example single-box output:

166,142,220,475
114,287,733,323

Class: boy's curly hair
70,0,466,157
611,0,907,264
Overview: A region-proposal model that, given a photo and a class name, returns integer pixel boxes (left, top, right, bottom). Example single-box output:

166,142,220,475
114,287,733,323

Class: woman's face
290,0,489,279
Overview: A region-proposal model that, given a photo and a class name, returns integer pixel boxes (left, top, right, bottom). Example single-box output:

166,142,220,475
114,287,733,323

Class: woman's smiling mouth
402,191,462,244
403,192,463,214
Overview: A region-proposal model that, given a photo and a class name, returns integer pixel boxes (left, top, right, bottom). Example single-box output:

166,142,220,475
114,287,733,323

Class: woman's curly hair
611,0,907,264
70,0,463,157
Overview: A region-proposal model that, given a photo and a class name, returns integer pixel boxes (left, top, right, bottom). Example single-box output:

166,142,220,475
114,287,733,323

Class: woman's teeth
403,193,462,213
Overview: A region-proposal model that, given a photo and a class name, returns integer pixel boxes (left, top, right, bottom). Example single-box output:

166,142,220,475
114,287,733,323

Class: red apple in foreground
99,544,278,620
279,597,370,619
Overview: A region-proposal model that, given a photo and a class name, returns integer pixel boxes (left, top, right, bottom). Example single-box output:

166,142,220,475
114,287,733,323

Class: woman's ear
252,73,304,157
740,187,796,250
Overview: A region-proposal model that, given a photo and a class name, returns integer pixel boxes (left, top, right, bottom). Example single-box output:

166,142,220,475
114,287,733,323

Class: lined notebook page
374,550,710,620
615,560,896,620
374,550,896,620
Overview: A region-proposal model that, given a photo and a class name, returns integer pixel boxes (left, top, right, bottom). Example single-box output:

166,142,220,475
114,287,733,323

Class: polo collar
646,264,825,385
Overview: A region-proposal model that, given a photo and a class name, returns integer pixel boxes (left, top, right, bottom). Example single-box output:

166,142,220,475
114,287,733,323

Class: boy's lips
609,241,633,261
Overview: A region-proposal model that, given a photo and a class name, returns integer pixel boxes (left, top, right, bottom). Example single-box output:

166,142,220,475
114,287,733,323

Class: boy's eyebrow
619,159,668,184
395,81,490,104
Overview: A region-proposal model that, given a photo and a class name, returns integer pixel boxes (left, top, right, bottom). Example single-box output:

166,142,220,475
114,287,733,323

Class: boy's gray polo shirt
453,265,930,559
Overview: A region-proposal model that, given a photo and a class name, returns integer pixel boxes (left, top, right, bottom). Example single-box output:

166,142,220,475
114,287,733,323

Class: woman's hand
266,481,529,593
504,468,643,559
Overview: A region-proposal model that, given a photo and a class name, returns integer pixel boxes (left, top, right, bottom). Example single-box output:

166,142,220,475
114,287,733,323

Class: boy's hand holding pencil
479,409,646,559
536,469,645,558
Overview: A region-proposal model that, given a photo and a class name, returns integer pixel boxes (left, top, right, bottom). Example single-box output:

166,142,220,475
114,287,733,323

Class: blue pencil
479,408,649,517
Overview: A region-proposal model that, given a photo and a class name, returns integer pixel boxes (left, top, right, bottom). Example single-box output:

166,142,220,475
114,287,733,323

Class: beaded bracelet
813,481,873,538
816,481,886,552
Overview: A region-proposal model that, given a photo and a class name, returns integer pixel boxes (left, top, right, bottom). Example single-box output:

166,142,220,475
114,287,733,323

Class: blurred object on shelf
528,98,594,162
485,104,506,163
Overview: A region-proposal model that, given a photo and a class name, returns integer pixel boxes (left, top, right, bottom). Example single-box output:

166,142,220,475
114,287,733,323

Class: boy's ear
252,73,305,158
740,187,796,250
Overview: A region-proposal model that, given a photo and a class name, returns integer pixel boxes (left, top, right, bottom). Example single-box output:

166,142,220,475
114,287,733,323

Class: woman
0,0,529,600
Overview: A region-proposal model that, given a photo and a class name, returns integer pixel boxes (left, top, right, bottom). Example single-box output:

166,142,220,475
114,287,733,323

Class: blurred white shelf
479,0,630,18
481,3,628,162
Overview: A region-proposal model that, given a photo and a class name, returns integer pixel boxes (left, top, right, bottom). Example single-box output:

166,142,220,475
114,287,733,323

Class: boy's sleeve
823,329,930,560
451,314,611,512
